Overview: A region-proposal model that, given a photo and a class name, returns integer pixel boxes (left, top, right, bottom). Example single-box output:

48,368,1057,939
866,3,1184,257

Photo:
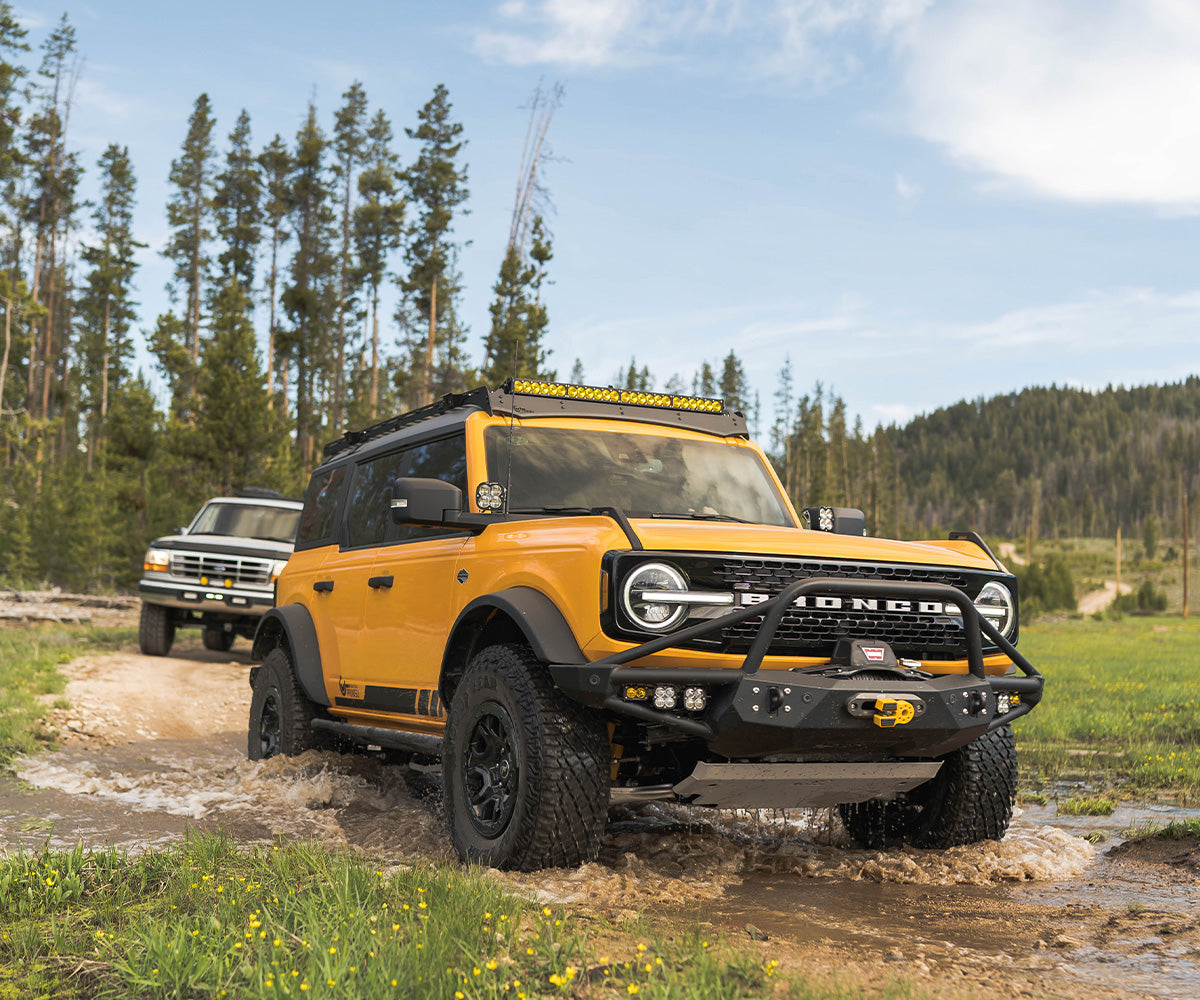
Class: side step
312,718,443,756
673,761,941,809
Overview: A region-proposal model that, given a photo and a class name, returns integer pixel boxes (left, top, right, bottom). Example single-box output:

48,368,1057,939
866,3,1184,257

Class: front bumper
550,577,1043,760
139,578,274,615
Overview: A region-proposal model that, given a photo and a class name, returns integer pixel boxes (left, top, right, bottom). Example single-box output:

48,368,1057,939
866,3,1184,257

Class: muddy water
3,665,1199,998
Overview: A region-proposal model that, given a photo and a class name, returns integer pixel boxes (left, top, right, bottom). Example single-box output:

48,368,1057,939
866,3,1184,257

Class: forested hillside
886,380,1200,541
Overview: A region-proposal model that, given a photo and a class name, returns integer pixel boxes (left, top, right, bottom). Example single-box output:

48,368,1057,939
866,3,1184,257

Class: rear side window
345,435,468,548
297,466,348,548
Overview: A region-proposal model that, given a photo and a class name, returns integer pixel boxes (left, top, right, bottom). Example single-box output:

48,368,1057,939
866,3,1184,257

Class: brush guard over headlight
549,577,1043,760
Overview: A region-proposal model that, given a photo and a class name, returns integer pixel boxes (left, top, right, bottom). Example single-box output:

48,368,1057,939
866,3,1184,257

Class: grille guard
552,577,1043,740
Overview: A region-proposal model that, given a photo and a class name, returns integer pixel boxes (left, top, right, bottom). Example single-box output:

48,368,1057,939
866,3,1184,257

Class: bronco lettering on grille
736,592,963,616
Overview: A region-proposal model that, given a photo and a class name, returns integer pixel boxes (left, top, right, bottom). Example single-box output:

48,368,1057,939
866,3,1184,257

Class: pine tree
397,84,470,406
330,81,368,430
570,358,584,383
195,278,277,494
282,101,335,464
163,93,217,405
352,109,403,419
0,1,28,251
482,216,554,385
76,143,141,467
213,109,261,293
719,350,748,413
258,133,291,405
23,13,81,428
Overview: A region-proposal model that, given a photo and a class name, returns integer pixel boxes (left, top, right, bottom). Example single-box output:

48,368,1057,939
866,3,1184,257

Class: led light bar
508,378,725,414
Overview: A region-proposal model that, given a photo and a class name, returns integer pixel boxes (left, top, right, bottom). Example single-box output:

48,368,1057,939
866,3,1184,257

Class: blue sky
18,0,1200,434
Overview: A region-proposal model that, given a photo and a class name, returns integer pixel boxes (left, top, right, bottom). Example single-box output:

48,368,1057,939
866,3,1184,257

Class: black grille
169,552,272,587
610,553,1008,660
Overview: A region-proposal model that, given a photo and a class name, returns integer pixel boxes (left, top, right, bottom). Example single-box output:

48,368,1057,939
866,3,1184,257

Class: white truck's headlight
143,548,170,573
621,562,689,631
975,581,1016,639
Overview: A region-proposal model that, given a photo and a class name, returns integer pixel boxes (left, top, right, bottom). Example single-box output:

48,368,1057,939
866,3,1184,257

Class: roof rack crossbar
322,387,493,458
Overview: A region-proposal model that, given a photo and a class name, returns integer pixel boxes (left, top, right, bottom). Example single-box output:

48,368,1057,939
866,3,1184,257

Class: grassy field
0,624,136,765
1014,615,1200,801
0,834,944,1000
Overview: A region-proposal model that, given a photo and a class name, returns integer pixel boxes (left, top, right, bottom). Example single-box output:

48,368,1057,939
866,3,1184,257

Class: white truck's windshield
189,503,301,543
485,426,794,526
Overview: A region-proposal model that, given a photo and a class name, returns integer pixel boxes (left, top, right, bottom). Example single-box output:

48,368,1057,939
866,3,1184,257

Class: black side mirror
802,506,867,536
390,478,464,526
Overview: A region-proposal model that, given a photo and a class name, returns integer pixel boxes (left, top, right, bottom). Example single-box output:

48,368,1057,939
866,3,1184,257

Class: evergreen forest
0,10,1196,592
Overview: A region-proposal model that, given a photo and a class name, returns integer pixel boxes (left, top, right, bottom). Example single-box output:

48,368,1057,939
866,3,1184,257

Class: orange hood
626,519,1005,573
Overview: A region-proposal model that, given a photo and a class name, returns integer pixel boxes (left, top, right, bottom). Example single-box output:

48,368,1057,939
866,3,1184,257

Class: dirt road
3,644,1198,999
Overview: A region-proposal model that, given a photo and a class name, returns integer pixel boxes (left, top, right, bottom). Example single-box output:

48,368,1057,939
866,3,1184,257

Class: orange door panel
358,535,471,695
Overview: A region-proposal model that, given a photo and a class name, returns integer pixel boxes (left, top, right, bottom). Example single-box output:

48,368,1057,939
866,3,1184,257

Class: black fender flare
439,587,586,701
252,605,330,707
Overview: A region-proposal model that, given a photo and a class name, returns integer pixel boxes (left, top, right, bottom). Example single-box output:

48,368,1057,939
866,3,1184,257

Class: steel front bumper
550,577,1043,760
139,578,274,615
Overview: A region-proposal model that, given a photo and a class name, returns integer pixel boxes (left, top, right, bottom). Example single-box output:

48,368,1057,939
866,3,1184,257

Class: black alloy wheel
461,704,521,838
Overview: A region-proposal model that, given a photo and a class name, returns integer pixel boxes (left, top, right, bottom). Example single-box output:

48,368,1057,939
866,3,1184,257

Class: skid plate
672,761,942,809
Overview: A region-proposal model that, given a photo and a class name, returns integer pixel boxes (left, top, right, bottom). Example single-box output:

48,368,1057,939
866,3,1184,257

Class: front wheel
203,624,235,652
138,602,175,656
839,725,1018,849
247,648,323,760
442,643,610,871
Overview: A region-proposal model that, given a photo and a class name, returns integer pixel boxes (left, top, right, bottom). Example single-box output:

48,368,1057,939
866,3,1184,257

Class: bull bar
550,577,1043,750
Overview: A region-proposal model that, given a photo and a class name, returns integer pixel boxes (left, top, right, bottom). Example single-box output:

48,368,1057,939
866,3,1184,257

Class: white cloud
474,0,927,84
902,0,1200,211
894,172,920,200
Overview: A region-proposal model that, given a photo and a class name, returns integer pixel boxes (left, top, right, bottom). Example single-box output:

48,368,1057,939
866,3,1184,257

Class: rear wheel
247,648,323,760
442,643,610,871
203,624,235,652
839,725,1018,849
138,602,175,657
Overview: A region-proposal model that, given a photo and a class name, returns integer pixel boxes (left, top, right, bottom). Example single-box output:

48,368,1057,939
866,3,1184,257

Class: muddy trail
3,645,1199,999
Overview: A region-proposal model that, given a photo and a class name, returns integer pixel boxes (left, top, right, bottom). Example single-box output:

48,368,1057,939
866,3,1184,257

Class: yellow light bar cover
509,378,725,414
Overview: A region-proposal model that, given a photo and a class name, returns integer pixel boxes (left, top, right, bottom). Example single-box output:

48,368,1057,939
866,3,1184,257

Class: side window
345,434,468,548
346,451,404,548
394,435,468,543
297,465,348,548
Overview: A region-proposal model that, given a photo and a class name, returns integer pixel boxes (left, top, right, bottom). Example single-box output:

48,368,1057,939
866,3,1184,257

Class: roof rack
321,387,494,459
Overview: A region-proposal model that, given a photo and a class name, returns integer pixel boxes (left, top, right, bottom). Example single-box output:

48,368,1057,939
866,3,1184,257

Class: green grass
1056,796,1115,817
0,624,136,765
1014,616,1200,800
0,833,941,1000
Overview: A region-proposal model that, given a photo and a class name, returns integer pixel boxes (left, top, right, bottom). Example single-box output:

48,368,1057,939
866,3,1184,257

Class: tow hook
872,697,916,728
845,692,926,725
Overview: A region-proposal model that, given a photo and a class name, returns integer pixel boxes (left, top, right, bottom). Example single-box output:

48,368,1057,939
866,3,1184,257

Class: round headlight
974,581,1016,639
621,562,689,631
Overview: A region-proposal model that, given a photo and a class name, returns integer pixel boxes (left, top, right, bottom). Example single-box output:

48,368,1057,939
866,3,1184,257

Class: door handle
368,575,394,589
312,580,334,593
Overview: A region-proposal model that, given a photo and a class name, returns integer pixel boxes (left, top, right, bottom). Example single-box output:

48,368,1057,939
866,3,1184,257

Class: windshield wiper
649,511,754,524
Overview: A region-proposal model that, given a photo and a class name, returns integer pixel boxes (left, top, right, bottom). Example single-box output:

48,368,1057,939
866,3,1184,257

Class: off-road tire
247,647,324,760
839,725,1018,849
138,602,175,657
203,624,235,652
442,643,610,871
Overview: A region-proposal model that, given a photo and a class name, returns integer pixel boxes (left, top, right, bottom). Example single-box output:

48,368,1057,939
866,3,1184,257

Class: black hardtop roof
317,382,749,466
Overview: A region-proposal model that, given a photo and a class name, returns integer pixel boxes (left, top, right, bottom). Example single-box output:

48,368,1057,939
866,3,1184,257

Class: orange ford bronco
248,380,1042,870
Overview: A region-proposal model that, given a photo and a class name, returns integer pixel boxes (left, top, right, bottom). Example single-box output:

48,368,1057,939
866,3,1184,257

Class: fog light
996,693,1011,714
624,686,648,701
653,685,677,709
683,686,707,711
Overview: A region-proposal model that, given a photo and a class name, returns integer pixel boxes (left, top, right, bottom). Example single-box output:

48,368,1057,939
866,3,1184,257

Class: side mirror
174,526,188,535
802,506,867,536
390,478,464,526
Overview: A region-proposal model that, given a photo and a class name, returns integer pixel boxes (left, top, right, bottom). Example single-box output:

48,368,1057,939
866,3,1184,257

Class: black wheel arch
439,587,586,705
252,604,330,707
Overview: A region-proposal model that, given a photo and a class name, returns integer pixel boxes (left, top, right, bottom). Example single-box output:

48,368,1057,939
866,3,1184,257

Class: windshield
485,426,793,526
189,502,301,544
